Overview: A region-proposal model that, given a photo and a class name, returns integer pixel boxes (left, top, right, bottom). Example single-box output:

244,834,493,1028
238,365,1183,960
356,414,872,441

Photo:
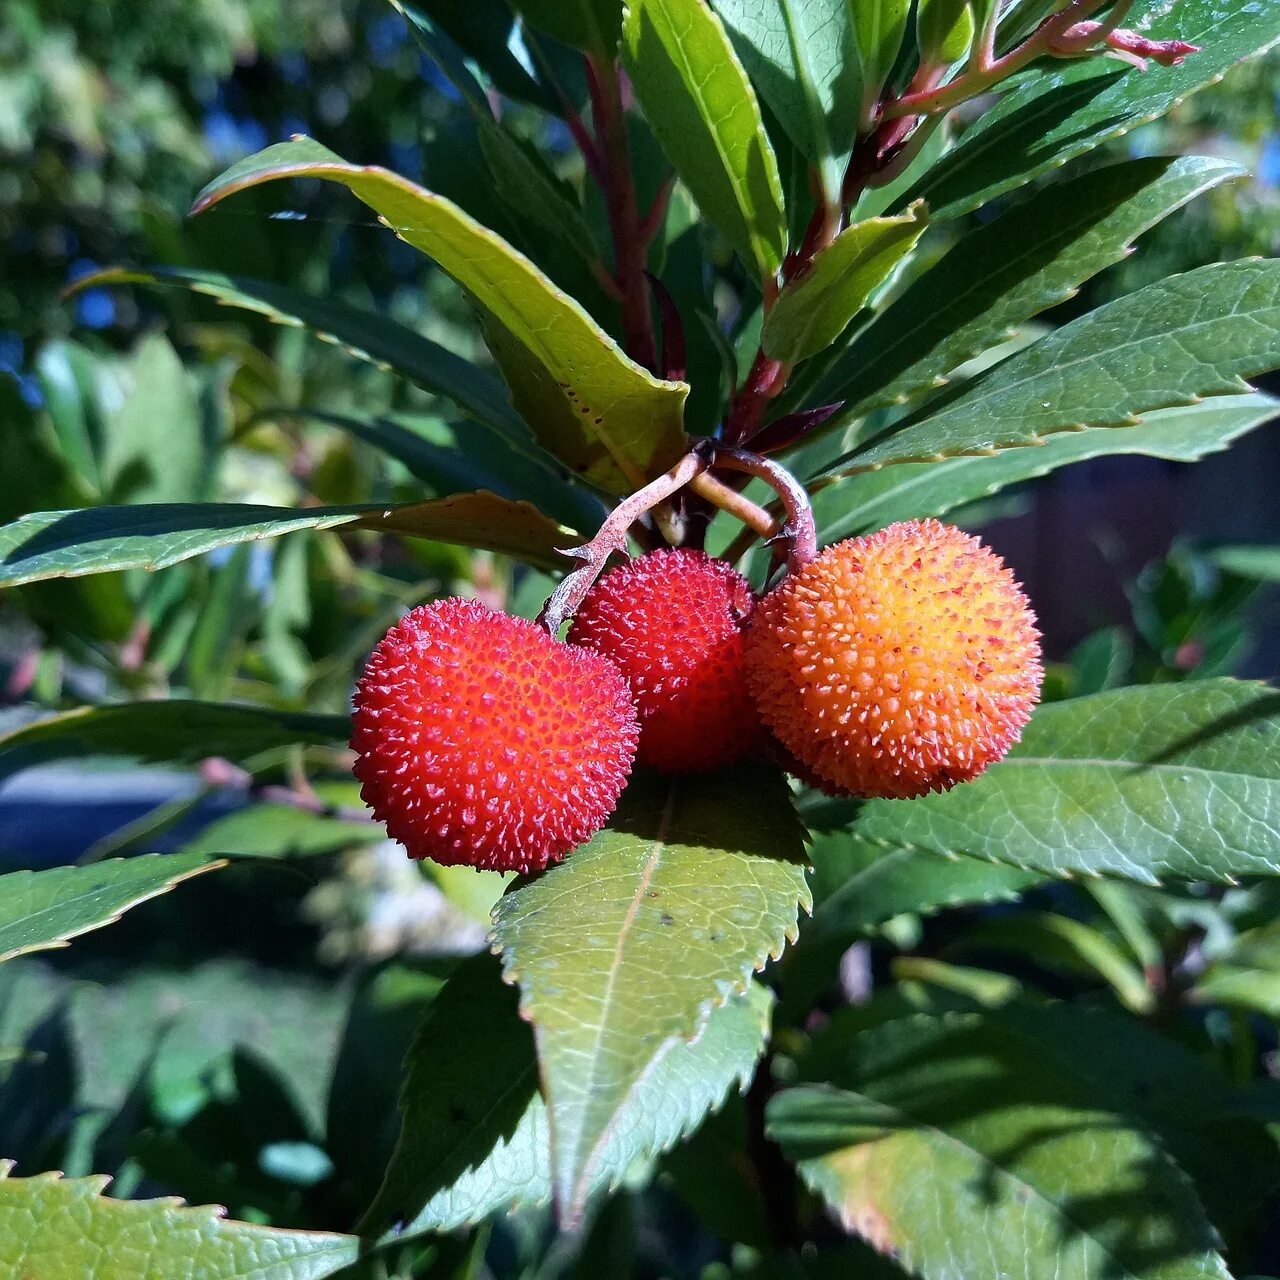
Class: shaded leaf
711,0,861,196
0,1164,358,1279
850,0,911,120
493,766,809,1225
73,266,524,435
623,0,788,276
898,0,1280,222
818,260,1280,476
854,679,1280,885
192,138,689,494
365,953,773,1236
807,394,1280,541
0,855,224,965
181,806,379,859
0,701,349,782
819,155,1245,420
511,0,622,57
1210,545,1280,582
762,204,927,362
769,1012,1229,1280
0,493,575,585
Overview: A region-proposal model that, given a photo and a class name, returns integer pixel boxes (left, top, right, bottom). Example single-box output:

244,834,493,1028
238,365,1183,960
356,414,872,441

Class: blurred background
1,4,1279,1260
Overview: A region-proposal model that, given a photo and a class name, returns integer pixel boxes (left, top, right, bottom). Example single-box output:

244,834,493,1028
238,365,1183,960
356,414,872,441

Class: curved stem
539,451,708,634
708,444,817,572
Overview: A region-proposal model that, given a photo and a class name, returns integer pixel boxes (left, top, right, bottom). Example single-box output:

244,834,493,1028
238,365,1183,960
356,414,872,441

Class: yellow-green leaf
192,137,689,494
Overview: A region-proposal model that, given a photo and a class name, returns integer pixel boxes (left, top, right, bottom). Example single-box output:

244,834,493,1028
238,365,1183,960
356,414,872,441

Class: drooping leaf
192,138,689,493
0,855,224,965
817,259,1280,476
364,952,773,1236
0,701,349,782
898,0,1280,222
854,679,1280,885
762,204,927,363
711,0,861,197
493,766,809,1225
0,1165,358,1280
769,1010,1232,1280
623,0,788,277
510,0,622,57
0,493,575,586
807,394,1280,542
71,266,524,435
818,155,1245,420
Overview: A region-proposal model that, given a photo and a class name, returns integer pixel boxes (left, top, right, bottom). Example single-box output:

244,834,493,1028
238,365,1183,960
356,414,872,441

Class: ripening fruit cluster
351,520,1042,872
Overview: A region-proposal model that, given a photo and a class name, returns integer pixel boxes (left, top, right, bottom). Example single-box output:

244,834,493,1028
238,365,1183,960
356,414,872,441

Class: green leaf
0,493,575,585
769,1012,1229,1280
808,394,1280,542
623,0,788,277
0,1164,358,1280
192,138,689,494
493,766,809,1225
711,0,861,196
819,155,1245,421
917,0,975,66
364,953,773,1236
0,855,224,965
850,0,911,123
807,829,1040,941
99,334,206,506
511,0,622,56
854,679,1280,885
180,806,379,859
818,259,1280,476
0,701,349,782
763,203,927,362
77,266,524,434
297,408,605,535
1210,545,1280,582
898,0,1280,222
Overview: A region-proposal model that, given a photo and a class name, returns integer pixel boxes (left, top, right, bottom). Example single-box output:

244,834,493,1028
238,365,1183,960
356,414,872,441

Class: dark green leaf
854,679,1280,884
623,0,788,276
181,806,379,859
818,260,1280,476
850,0,911,122
0,701,349,782
511,0,622,57
0,855,224,965
0,1165,358,1279
769,1012,1229,1280
807,394,1280,541
76,266,523,434
192,138,689,494
0,493,576,585
819,156,1245,420
711,0,861,197
898,0,1280,222
762,203,927,362
493,766,809,1225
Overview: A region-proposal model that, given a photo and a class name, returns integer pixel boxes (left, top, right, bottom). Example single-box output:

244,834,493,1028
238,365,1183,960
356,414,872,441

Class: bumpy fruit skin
568,549,762,773
746,519,1042,799
351,598,639,872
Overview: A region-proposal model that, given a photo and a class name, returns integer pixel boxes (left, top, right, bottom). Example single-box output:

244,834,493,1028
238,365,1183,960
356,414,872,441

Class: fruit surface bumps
746,519,1042,799
351,598,639,871
568,548,762,773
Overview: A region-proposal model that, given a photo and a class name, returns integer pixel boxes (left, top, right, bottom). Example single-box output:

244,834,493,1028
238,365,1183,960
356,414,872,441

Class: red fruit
568,549,762,773
746,519,1042,799
351,598,639,872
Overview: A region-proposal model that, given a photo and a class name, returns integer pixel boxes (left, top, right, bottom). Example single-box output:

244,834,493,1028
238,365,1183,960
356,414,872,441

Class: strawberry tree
3,0,1280,1276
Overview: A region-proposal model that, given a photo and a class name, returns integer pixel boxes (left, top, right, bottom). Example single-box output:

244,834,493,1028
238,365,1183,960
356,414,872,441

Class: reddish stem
587,56,659,371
